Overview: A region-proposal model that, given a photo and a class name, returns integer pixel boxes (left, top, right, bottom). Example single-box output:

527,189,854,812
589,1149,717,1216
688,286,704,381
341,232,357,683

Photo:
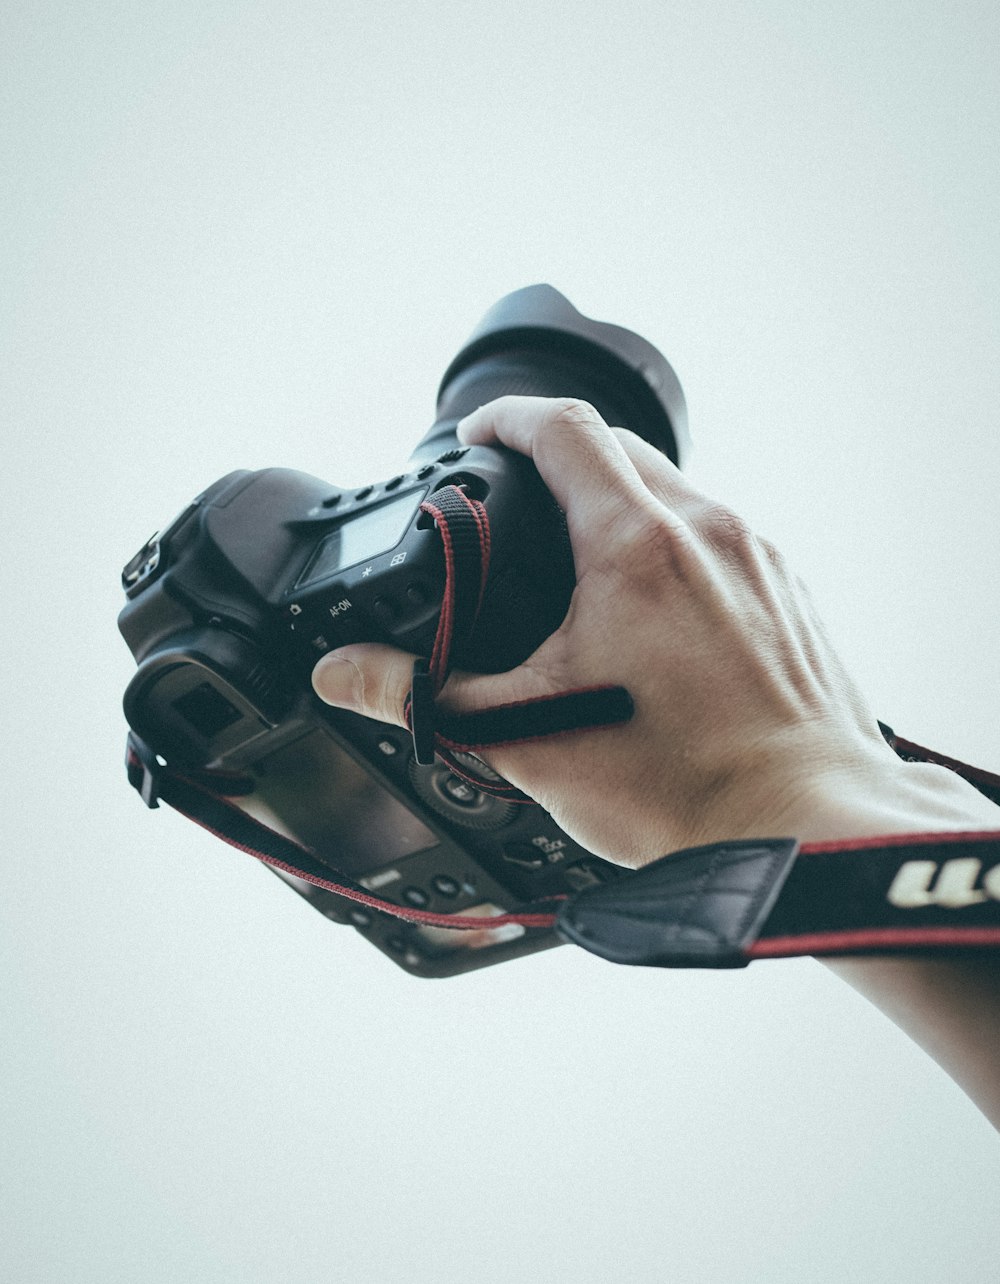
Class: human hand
312,396,995,865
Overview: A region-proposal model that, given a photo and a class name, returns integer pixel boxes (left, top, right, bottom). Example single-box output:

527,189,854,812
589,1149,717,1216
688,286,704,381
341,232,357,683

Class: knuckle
537,397,621,477
616,507,698,580
760,536,789,574
696,502,755,550
491,393,530,415
609,424,642,450
545,397,604,433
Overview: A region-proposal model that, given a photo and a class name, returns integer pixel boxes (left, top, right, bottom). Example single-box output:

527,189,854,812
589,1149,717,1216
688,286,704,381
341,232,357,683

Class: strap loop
405,482,634,788
126,731,161,808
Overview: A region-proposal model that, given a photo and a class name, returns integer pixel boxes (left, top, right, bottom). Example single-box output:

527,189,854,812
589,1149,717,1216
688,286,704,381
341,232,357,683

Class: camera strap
124,484,1000,963
126,728,1000,963
554,726,1000,967
404,484,634,788
125,731,563,933
555,827,1000,968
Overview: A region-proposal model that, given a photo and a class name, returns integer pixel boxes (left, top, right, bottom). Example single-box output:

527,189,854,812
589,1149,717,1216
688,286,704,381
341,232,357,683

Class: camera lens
412,284,687,468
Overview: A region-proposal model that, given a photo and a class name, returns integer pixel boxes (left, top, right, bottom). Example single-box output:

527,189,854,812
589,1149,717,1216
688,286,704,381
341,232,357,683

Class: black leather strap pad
554,839,800,967
555,834,1000,967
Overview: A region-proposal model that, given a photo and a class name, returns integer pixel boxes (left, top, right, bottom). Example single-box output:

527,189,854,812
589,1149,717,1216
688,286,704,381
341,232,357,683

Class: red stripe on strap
418,497,456,688
749,926,1000,958
186,806,560,929
891,735,1000,794
801,828,1000,854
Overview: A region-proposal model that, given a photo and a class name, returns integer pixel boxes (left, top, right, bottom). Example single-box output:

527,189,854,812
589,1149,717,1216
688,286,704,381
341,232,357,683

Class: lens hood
434,284,689,467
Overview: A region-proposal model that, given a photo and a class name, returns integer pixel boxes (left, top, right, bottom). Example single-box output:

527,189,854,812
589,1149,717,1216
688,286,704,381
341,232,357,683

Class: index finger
457,396,663,542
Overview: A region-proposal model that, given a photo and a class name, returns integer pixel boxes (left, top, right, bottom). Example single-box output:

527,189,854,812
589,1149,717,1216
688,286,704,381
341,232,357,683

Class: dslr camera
119,286,687,976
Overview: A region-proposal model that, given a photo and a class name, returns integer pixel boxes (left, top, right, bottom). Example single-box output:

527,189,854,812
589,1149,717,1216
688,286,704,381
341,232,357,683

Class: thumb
311,644,417,728
312,643,553,730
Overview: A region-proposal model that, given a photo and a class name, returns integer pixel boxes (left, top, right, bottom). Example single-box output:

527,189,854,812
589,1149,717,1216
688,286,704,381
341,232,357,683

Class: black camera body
119,286,688,976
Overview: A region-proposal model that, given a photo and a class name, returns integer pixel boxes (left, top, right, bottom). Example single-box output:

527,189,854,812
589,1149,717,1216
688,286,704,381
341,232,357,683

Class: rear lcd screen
240,729,439,878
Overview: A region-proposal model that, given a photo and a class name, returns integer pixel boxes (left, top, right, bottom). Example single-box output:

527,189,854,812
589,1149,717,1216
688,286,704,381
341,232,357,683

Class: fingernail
456,405,482,441
312,654,362,707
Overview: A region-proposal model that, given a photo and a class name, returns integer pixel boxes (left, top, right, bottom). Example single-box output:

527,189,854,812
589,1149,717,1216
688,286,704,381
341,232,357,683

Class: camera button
417,465,436,479
405,583,428,608
384,475,405,491
562,860,609,891
442,776,480,806
348,908,373,927
372,597,396,624
501,843,546,871
321,493,342,508
436,448,469,464
355,485,374,501
402,886,430,908
431,875,460,898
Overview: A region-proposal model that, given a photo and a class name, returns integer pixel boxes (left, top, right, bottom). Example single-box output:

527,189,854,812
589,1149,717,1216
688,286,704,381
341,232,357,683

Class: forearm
314,395,1000,1127
825,953,1000,1129
795,762,1000,1129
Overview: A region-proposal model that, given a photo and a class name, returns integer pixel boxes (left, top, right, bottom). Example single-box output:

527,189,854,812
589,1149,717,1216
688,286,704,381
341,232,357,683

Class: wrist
671,732,1000,859
772,755,1000,847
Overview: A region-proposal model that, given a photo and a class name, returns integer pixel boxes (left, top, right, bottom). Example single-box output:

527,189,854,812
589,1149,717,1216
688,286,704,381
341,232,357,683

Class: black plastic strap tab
555,839,800,967
409,658,438,765
126,731,162,809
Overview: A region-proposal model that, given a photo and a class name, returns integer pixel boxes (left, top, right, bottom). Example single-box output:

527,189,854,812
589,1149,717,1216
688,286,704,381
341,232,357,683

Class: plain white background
3,2,998,1281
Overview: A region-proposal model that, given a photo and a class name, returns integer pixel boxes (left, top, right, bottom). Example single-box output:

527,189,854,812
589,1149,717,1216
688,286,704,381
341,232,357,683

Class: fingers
458,395,708,540
458,396,659,548
606,425,709,516
312,642,550,727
